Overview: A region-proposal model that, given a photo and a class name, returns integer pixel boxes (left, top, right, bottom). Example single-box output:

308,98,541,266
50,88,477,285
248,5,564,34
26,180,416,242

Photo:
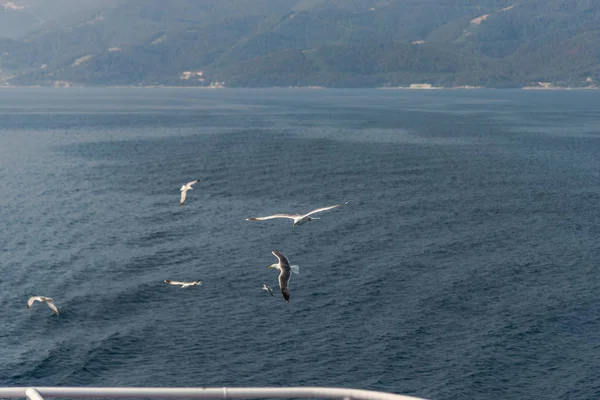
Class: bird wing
180,190,187,206
165,280,186,286
281,287,290,302
304,203,345,217
247,214,298,221
27,296,40,308
47,301,59,315
279,270,291,303
186,179,200,188
272,250,290,267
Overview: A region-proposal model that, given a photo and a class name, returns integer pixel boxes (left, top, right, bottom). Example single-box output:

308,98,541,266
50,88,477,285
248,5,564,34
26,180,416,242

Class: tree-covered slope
1,0,599,87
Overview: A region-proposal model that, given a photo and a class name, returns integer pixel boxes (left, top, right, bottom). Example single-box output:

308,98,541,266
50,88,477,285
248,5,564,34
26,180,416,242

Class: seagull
180,179,200,206
247,202,348,226
27,296,59,315
164,279,202,288
262,283,274,296
267,250,299,303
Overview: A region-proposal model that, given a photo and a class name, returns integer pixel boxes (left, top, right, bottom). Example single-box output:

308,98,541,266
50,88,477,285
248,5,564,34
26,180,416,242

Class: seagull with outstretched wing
247,202,347,226
27,296,59,315
164,279,202,288
267,250,299,302
263,283,274,296
180,179,200,206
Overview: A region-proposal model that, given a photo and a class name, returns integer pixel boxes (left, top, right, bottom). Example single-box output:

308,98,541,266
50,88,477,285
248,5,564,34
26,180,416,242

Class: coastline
521,86,598,90
0,84,598,90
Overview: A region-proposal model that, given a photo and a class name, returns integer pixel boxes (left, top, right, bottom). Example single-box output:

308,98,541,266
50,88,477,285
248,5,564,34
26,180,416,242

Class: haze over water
1,88,599,400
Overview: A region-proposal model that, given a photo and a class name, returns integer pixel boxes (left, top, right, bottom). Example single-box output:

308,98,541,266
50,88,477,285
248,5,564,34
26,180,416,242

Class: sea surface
0,88,599,400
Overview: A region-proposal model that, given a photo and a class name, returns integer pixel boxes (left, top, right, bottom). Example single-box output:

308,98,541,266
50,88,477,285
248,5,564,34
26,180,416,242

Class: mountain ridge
1,0,599,88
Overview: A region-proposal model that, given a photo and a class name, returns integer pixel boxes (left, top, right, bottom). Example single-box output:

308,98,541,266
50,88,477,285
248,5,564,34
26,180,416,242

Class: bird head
267,264,278,269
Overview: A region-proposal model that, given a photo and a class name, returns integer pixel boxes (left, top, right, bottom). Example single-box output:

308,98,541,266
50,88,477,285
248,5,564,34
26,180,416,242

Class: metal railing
0,387,427,400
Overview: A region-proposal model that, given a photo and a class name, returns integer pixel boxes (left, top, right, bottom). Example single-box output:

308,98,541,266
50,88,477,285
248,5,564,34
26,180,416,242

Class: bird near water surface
180,179,200,206
164,279,202,288
27,296,59,315
263,283,274,296
268,250,300,303
247,202,348,226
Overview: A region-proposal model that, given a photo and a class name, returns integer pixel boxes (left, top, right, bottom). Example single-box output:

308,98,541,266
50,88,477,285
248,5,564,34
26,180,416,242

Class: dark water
1,88,599,400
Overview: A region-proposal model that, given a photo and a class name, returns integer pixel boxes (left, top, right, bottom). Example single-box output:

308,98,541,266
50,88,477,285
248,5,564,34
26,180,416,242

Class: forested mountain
0,0,103,38
0,0,599,88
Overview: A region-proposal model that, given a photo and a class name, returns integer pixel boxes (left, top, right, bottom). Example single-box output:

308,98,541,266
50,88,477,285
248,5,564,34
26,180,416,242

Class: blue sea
0,88,599,400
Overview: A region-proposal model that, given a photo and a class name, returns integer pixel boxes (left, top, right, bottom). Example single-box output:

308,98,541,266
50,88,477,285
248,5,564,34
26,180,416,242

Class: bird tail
290,265,299,274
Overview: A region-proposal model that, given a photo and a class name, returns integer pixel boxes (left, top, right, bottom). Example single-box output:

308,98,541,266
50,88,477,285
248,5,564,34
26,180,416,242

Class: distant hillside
1,0,599,88
0,0,103,38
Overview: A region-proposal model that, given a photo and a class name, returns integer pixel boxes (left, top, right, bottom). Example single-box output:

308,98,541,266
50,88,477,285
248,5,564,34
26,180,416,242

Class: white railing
0,387,427,400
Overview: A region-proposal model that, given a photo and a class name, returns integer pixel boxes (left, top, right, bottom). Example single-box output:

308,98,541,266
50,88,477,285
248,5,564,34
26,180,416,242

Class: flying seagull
164,279,202,288
267,250,299,303
263,283,274,296
27,296,59,315
180,179,200,206
247,202,348,226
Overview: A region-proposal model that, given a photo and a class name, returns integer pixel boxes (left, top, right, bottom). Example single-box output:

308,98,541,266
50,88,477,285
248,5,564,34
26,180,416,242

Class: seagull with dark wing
180,179,200,206
247,202,348,226
164,279,202,288
262,283,274,296
27,296,59,315
267,250,299,303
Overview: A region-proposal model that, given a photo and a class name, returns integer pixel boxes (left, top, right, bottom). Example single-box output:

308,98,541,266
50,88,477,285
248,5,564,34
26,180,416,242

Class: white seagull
180,179,200,207
27,296,59,315
262,283,274,296
267,250,299,303
247,202,348,226
164,279,202,288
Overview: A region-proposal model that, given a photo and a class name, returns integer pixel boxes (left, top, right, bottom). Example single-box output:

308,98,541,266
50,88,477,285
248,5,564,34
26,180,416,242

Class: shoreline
0,85,598,90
